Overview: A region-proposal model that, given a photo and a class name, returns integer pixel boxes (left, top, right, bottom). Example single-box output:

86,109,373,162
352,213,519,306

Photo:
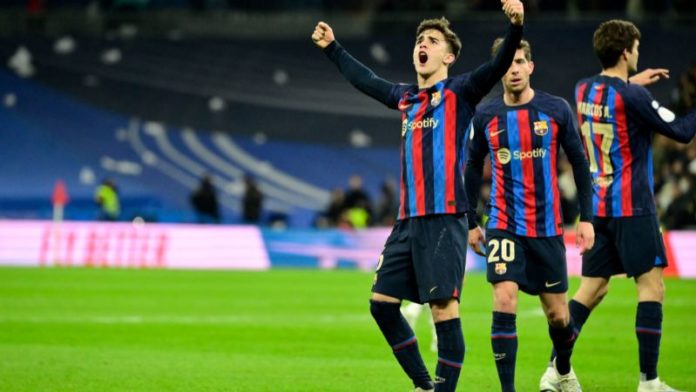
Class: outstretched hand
629,68,670,86
576,221,595,255
468,226,487,257
502,0,524,26
312,21,335,49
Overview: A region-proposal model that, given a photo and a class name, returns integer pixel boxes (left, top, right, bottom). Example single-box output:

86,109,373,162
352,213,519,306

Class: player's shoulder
476,95,505,114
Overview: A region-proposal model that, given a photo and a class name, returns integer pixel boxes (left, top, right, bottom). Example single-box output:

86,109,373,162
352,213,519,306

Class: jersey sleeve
557,98,593,222
626,85,696,143
464,116,490,229
323,41,405,109
457,24,524,107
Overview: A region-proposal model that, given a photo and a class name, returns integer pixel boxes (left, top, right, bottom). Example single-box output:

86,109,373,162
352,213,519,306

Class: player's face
626,39,639,73
413,29,455,77
502,49,534,94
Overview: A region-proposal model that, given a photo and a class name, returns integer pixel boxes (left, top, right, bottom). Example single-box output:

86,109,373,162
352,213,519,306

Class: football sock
491,311,517,392
636,301,662,381
549,299,590,363
549,317,577,375
434,318,464,392
369,300,433,389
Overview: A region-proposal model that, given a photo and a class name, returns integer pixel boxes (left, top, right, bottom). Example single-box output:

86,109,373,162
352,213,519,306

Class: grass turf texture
0,267,694,391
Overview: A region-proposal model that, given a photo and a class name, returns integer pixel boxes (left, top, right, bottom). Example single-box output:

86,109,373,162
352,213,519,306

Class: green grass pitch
0,267,694,391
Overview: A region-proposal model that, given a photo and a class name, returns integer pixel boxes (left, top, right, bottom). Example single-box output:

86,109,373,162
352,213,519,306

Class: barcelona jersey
323,24,524,220
575,75,696,217
467,91,592,237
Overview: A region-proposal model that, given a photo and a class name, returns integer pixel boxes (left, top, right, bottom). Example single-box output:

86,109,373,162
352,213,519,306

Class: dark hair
491,38,532,61
416,17,462,62
593,19,641,69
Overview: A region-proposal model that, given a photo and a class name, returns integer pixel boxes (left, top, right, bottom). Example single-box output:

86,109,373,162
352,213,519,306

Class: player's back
575,75,658,218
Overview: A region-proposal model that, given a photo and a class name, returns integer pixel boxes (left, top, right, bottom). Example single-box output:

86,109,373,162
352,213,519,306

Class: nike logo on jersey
490,129,505,137
545,281,562,288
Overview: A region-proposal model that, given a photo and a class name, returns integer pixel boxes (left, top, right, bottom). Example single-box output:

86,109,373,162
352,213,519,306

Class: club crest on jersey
533,120,549,136
495,263,507,275
430,91,442,106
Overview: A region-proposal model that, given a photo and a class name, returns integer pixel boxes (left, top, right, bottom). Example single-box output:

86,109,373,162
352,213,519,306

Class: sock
549,299,590,363
434,318,465,392
636,301,662,381
369,300,433,389
549,317,577,375
491,311,517,392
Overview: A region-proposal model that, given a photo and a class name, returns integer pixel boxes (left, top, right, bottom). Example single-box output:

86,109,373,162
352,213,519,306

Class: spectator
190,174,220,224
95,178,120,221
242,174,263,223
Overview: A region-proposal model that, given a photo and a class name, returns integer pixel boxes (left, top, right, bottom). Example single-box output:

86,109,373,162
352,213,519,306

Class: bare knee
546,306,568,328
574,278,609,310
493,282,518,314
430,299,459,322
637,269,665,303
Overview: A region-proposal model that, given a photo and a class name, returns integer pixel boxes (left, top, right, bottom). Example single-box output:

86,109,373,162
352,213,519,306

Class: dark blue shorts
371,213,468,304
582,215,668,278
485,229,568,295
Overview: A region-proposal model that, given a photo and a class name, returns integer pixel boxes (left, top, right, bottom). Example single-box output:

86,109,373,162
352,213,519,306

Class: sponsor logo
494,353,507,361
376,254,384,271
496,147,548,165
430,91,442,106
490,128,506,137
545,281,562,288
401,117,440,137
495,262,507,275
429,286,439,294
533,120,549,136
497,148,512,165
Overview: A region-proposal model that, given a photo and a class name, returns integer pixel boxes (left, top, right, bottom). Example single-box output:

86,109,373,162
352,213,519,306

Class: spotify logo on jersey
497,148,512,164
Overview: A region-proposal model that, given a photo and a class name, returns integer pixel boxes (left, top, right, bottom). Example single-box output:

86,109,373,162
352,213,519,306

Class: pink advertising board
0,220,270,270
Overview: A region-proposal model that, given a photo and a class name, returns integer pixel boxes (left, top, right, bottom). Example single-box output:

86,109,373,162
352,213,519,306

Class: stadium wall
0,220,693,277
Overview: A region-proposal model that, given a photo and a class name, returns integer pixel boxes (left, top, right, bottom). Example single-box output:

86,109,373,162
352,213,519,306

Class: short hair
491,38,532,61
416,17,462,61
593,19,641,69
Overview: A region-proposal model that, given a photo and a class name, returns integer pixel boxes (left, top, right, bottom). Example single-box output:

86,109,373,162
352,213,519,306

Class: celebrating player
539,19,696,392
312,1,524,391
465,38,594,392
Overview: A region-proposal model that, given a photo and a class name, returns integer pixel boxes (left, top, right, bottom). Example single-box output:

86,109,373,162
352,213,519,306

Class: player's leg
635,267,667,390
485,231,529,392
430,298,464,392
540,292,581,392
617,215,679,391
370,221,433,390
491,281,519,392
401,302,438,353
415,213,468,392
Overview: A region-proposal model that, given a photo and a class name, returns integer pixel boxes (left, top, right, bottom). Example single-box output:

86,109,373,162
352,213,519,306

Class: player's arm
464,118,489,256
460,0,524,104
312,21,400,108
629,68,669,87
558,100,595,253
628,86,696,143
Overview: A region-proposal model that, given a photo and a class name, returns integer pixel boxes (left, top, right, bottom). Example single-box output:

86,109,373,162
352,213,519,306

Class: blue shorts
372,213,468,304
485,229,568,295
582,215,668,278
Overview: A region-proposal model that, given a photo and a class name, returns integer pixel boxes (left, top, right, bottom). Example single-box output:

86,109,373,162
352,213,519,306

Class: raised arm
461,0,524,104
313,21,399,108
629,86,696,143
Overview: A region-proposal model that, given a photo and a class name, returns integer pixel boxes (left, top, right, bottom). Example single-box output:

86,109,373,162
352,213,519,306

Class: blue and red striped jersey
323,24,524,220
467,91,592,237
575,75,696,217
387,78,477,219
